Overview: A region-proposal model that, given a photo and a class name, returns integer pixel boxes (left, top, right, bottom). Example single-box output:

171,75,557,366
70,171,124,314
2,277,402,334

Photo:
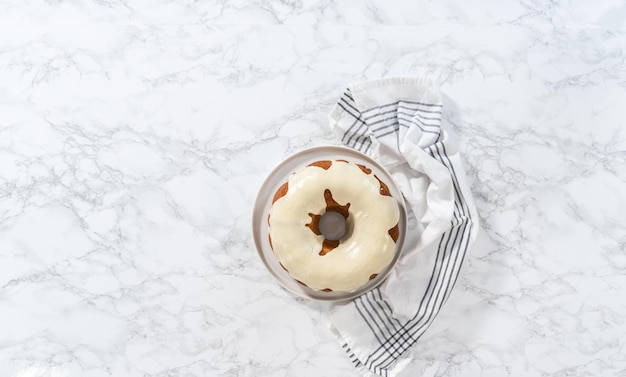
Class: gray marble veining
1,1,625,376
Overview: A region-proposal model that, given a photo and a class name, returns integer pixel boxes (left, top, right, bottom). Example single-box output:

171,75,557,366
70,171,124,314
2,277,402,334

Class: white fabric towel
328,77,479,377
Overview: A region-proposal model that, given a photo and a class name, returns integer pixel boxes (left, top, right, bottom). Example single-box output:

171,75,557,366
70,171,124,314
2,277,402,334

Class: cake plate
252,145,408,301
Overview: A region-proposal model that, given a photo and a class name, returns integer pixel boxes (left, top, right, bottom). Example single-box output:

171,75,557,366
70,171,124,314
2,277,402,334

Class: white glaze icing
268,160,400,292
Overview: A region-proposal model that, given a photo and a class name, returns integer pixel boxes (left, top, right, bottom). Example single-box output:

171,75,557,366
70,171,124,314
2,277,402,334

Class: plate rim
252,145,409,302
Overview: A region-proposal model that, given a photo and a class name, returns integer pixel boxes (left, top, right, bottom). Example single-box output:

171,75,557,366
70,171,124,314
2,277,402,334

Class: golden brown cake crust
272,182,289,204
268,159,400,292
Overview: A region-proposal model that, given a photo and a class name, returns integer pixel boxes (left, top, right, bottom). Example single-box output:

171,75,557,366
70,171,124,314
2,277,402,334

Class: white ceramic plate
252,145,407,301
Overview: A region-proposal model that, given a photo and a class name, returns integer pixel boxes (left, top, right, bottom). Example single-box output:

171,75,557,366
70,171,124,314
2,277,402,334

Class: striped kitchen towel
328,77,479,377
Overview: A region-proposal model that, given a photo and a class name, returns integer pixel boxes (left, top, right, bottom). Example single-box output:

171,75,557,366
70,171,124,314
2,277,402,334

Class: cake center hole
319,211,347,241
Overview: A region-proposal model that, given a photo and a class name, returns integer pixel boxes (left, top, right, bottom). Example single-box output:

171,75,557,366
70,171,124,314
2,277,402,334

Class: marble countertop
1,1,626,376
